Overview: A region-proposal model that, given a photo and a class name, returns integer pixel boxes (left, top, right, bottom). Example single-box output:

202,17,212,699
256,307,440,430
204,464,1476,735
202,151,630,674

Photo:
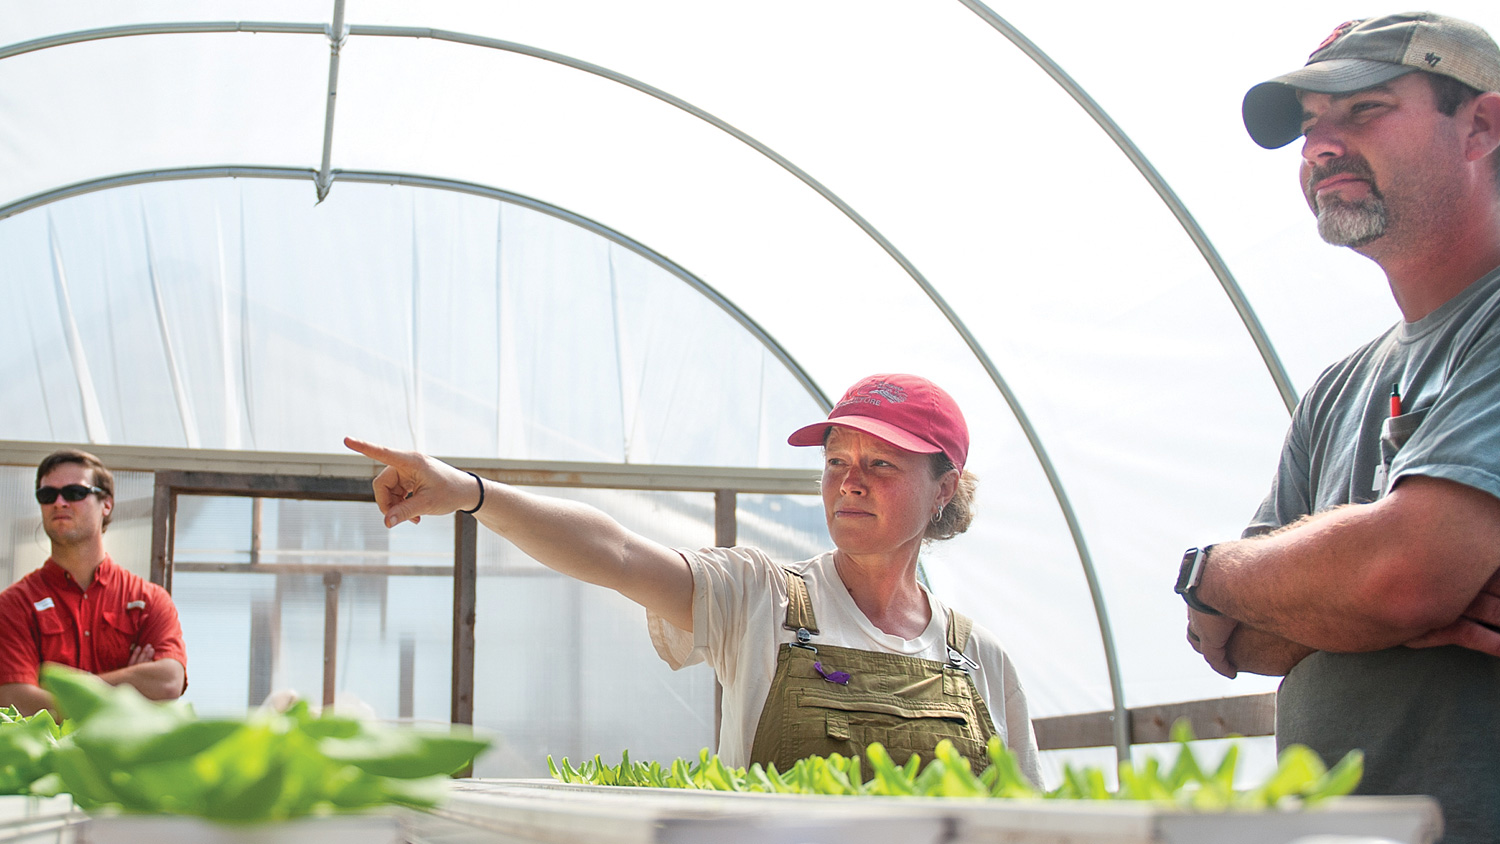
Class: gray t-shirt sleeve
1244,412,1315,538
1388,319,1500,502
1246,270,1500,538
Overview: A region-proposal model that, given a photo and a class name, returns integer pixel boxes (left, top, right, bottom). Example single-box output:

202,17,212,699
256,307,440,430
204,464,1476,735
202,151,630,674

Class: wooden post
322,570,341,708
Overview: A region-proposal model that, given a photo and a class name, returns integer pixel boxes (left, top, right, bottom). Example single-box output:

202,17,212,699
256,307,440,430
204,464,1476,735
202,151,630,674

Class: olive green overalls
747,568,999,772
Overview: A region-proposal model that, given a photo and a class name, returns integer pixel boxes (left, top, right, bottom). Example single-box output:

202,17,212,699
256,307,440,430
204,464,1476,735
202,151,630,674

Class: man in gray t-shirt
1174,13,1500,844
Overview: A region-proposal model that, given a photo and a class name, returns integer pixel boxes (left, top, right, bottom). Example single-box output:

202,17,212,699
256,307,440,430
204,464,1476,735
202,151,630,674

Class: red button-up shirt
0,555,187,690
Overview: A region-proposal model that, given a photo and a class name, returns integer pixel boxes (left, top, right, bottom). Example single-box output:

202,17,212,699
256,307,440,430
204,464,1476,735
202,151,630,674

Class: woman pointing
346,373,1039,781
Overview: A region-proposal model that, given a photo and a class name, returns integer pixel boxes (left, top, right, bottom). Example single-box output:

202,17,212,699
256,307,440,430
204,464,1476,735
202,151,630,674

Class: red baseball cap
787,374,968,472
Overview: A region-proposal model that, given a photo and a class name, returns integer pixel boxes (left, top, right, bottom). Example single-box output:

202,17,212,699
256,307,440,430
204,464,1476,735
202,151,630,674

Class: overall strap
780,567,820,634
945,609,979,672
945,609,973,652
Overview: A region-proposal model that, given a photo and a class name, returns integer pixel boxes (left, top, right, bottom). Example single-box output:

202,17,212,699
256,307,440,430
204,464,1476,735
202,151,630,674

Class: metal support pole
315,0,348,202
712,489,737,749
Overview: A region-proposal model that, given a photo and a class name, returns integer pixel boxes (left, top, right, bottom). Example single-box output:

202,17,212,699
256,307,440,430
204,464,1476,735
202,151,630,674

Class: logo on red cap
839,379,909,409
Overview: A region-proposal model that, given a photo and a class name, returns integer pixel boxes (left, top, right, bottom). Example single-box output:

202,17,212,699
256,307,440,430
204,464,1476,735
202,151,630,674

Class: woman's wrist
458,472,485,514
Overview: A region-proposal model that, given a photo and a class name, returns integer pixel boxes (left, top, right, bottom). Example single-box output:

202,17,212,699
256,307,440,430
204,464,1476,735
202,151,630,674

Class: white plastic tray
75,812,404,844
408,779,1441,844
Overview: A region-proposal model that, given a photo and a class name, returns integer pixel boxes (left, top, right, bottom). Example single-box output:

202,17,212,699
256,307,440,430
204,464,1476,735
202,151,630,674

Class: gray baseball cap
1243,12,1500,149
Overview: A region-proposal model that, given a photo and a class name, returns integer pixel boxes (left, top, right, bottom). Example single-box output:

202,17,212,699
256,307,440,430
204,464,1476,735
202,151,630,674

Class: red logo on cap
840,380,908,409
1311,19,1360,57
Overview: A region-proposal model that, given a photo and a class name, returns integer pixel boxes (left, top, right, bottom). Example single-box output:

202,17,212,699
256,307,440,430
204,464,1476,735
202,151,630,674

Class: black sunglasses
35,484,105,505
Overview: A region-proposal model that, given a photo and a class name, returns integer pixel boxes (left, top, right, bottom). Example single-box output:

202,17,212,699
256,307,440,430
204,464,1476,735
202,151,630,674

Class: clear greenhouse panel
0,179,827,467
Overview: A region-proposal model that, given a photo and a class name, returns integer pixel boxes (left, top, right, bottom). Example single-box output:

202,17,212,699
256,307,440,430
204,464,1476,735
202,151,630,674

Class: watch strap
1177,545,1223,616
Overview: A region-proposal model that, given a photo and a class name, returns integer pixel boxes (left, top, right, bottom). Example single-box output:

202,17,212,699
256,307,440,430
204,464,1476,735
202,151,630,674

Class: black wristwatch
1175,546,1222,616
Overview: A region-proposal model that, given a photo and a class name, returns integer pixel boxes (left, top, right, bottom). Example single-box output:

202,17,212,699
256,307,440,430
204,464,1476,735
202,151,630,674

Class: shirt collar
41,554,115,591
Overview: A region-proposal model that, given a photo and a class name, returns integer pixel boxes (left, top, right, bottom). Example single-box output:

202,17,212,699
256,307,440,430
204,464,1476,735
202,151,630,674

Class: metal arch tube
0,22,325,60
0,165,833,415
3,22,1151,761
920,276,1133,764
336,25,1133,761
0,17,1297,415
954,0,1308,763
332,171,834,413
4,16,935,284
0,21,1073,420
955,0,1298,416
316,0,348,202
339,23,933,324
0,167,311,217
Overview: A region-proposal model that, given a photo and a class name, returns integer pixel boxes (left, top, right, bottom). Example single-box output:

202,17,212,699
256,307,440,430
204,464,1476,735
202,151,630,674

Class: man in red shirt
0,449,187,715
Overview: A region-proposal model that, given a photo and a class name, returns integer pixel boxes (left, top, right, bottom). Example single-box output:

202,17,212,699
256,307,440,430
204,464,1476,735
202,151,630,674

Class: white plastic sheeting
2,180,820,464
4,0,1499,765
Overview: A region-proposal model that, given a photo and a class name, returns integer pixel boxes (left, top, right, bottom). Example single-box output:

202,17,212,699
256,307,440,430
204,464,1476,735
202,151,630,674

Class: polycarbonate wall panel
170,495,454,720
733,492,827,563
473,485,818,776
0,464,152,587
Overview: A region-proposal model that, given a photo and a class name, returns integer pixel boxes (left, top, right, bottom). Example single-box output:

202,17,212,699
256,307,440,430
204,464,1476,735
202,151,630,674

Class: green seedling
547,719,1362,808
23,664,491,822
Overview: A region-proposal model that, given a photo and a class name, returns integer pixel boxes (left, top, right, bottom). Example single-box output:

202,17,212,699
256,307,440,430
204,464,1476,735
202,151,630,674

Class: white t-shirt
647,547,1041,784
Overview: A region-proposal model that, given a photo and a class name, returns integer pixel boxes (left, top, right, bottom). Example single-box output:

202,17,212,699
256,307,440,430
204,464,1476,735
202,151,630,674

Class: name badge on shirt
33,598,54,612
126,600,146,610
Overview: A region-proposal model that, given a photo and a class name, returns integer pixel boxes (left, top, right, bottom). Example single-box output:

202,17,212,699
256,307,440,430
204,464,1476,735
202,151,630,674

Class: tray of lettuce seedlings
547,722,1354,805
0,665,490,844
492,724,1438,844
0,705,78,843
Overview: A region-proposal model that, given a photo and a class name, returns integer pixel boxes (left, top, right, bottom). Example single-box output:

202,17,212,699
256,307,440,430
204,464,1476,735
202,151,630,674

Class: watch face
1174,548,1200,594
